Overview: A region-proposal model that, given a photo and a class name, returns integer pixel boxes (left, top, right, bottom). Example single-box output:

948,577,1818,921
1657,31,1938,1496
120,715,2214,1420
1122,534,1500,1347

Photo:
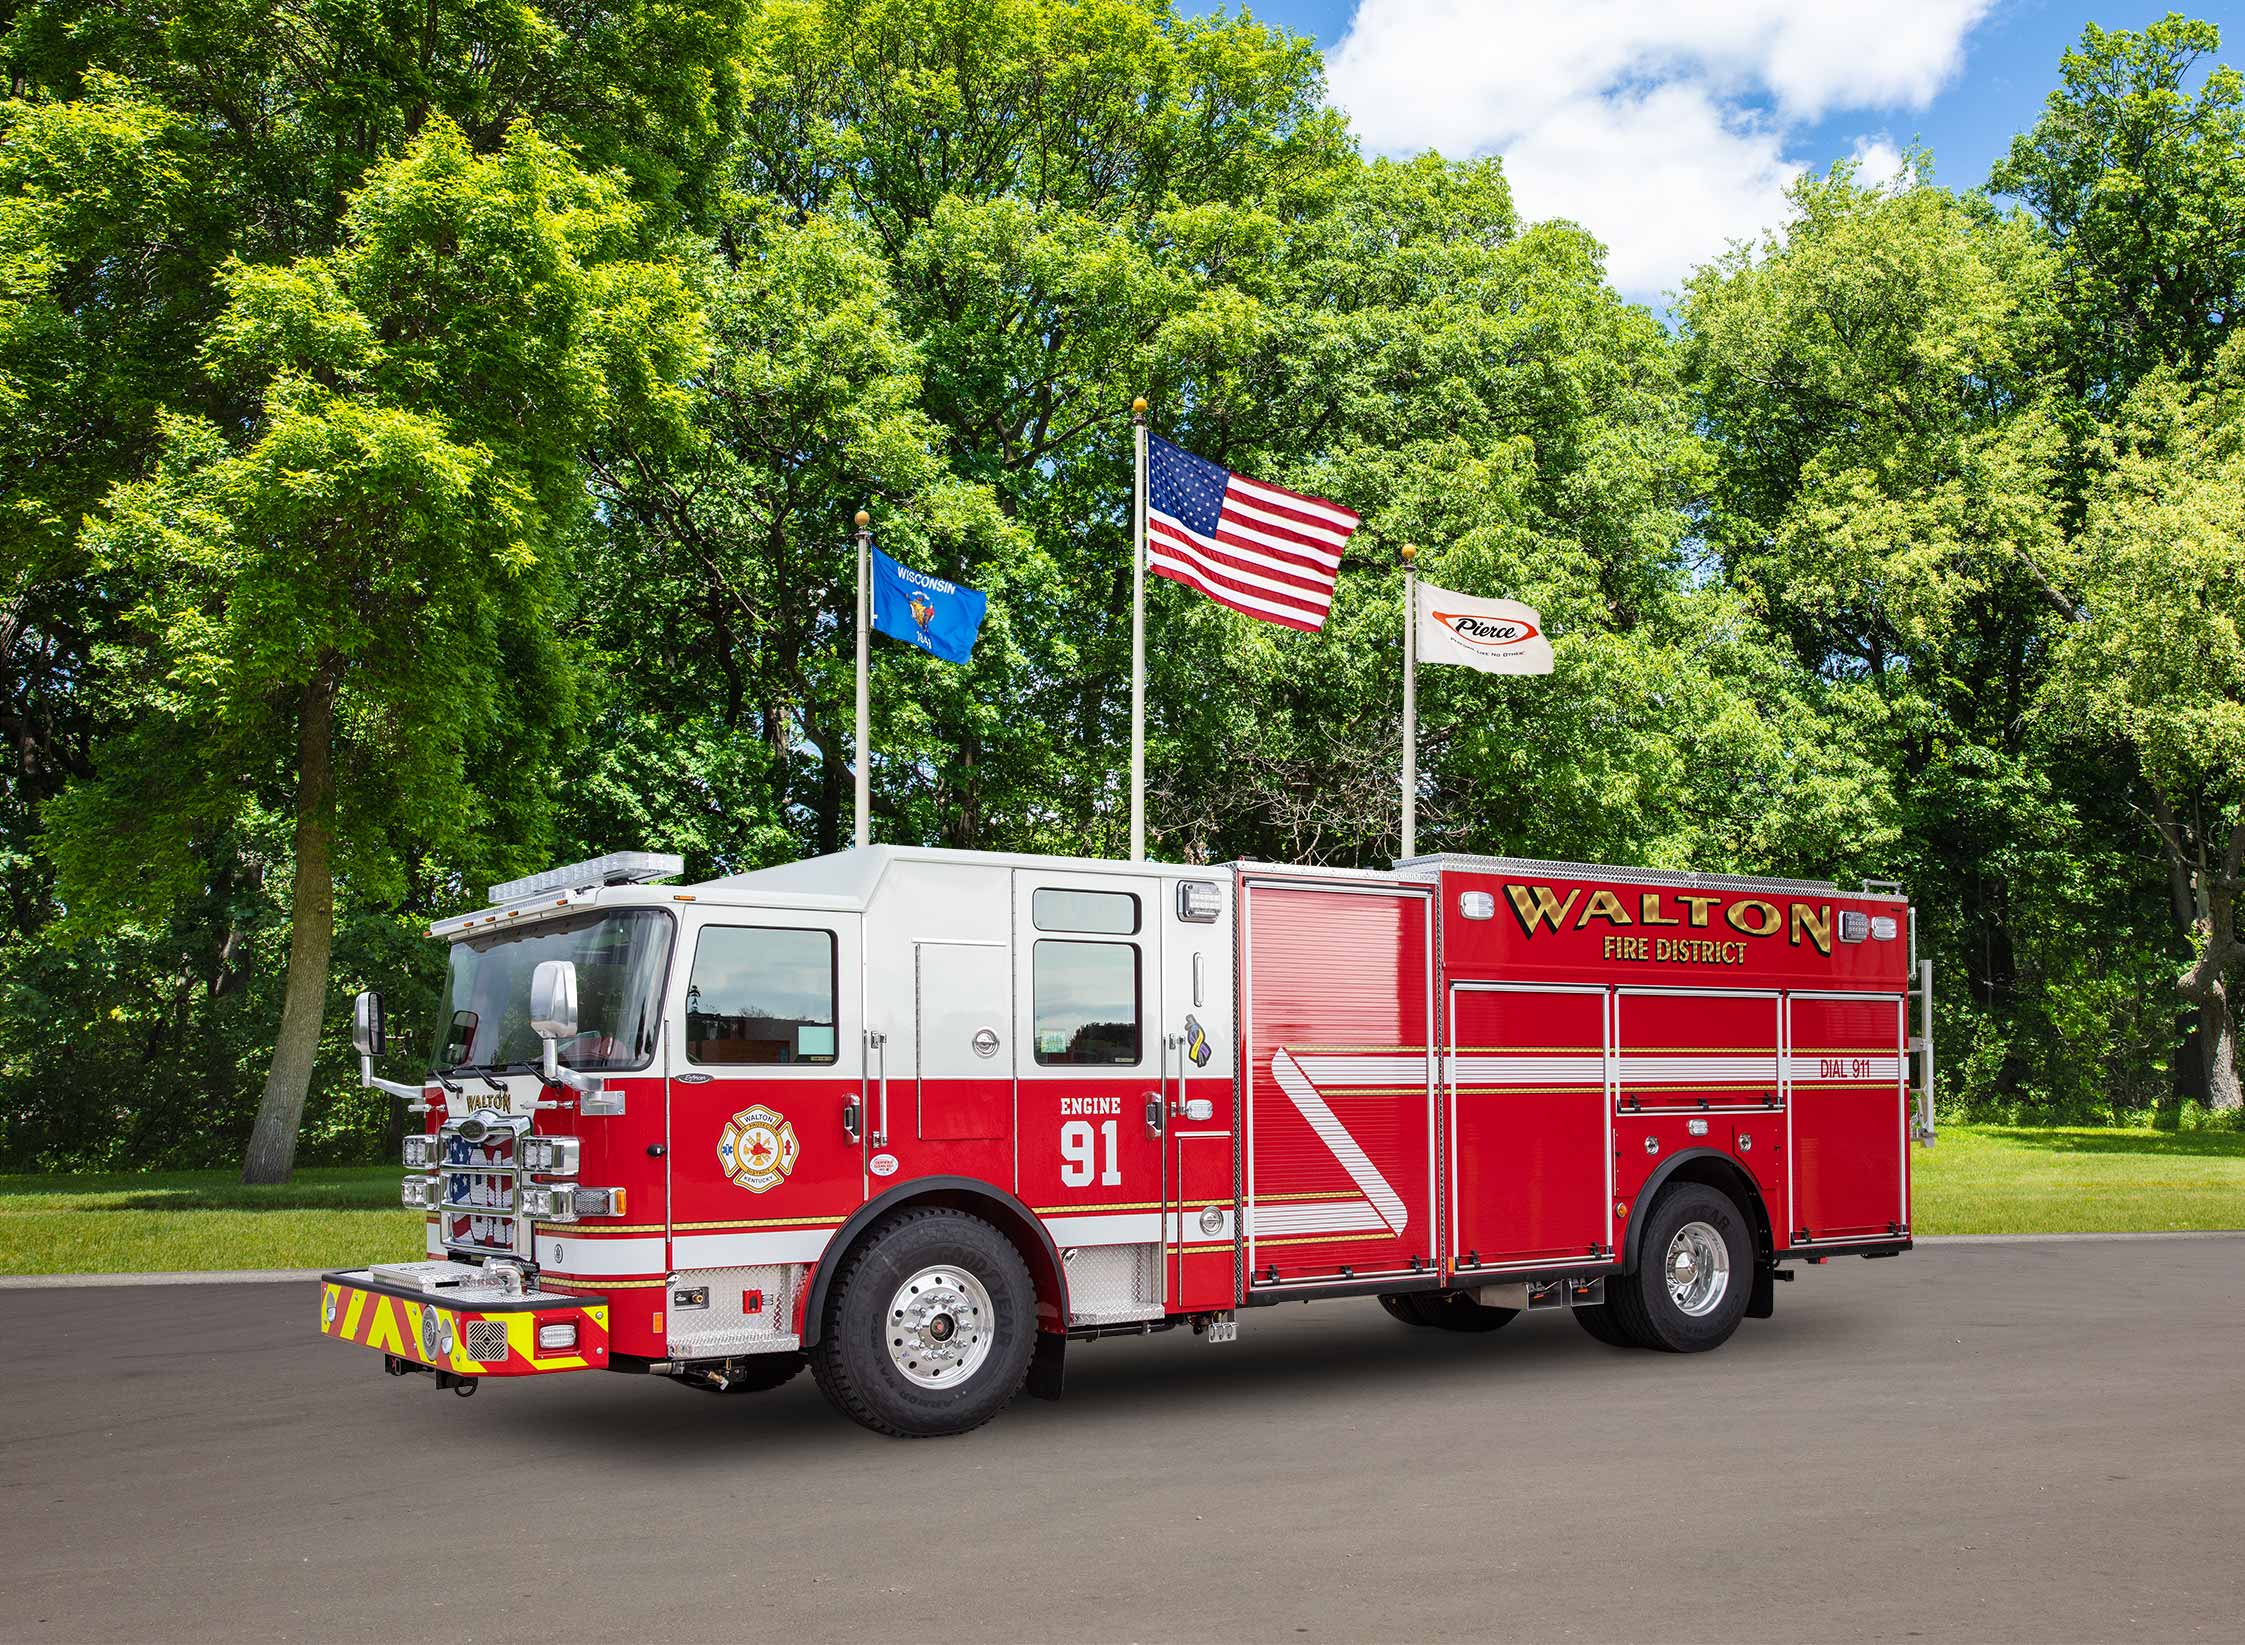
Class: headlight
518,1182,575,1221
536,1322,578,1352
520,1136,580,1175
400,1175,440,1210
402,1135,437,1169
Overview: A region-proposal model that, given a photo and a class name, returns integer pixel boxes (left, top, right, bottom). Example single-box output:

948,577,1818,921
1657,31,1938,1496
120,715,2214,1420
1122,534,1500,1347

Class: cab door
1012,870,1165,1322
1162,875,1238,1311
662,911,864,1355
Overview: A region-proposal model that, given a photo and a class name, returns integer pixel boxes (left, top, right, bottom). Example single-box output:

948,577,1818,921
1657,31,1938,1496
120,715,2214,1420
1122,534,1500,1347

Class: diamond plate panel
666,1264,803,1359
1064,1242,1163,1325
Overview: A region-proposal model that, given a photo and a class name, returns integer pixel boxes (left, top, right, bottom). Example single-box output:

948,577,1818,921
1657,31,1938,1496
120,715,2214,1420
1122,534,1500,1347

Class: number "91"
1059,1119,1121,1187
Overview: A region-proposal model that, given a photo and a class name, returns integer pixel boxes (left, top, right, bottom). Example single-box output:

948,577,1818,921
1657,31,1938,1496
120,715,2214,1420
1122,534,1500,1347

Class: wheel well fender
800,1176,1069,1347
1623,1149,1774,1273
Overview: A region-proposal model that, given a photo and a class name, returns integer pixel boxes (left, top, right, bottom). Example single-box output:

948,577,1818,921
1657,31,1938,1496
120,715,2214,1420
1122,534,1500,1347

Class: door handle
866,1030,888,1147
1144,1094,1163,1137
842,1097,862,1143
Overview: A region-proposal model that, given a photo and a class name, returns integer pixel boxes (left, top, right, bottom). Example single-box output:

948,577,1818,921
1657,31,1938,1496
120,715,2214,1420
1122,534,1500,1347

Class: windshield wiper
440,1063,511,1096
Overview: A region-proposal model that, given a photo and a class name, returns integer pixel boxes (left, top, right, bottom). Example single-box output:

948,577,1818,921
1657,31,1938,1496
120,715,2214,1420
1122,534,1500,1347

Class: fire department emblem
717,1105,799,1194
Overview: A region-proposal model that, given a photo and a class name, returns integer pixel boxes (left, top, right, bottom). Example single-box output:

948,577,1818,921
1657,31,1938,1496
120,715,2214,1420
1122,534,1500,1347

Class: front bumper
319,1264,610,1377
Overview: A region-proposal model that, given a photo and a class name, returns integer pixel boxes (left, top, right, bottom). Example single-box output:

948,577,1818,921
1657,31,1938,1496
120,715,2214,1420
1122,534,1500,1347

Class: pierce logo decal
717,1104,800,1194
1432,610,1540,649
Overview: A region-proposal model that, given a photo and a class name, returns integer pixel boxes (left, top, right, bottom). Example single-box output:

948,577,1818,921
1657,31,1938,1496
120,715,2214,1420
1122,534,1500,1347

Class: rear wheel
1608,1185,1753,1353
1377,1290,1519,1333
1572,1300,1639,1347
809,1207,1035,1437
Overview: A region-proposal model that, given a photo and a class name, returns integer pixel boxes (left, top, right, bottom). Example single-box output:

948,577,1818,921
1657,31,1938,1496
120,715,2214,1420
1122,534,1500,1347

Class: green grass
0,1127,2239,1273
1912,1124,2245,1234
0,1167,424,1274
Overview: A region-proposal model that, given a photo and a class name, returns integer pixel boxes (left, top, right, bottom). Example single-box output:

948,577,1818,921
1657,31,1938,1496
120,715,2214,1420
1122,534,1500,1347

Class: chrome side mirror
529,961,579,1043
352,990,386,1058
528,960,620,1114
353,988,425,1109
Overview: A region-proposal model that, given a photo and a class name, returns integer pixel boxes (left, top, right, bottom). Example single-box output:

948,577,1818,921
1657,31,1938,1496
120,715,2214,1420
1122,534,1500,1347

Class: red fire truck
319,845,1934,1436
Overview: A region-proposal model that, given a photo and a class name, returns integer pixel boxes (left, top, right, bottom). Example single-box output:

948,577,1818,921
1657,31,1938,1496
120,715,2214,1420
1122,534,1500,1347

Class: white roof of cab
696,843,1225,910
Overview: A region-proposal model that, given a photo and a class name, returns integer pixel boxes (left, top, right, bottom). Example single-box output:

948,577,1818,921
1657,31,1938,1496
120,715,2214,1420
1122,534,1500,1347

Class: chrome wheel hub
1664,1221,1730,1317
886,1266,994,1388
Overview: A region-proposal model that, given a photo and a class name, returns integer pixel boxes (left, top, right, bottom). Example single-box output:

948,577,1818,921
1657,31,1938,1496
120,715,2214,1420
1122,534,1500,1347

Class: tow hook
383,1354,478,1396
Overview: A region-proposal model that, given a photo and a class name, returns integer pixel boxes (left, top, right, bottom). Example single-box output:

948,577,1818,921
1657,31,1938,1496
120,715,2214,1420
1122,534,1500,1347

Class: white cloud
1326,0,1994,301
1848,136,1909,191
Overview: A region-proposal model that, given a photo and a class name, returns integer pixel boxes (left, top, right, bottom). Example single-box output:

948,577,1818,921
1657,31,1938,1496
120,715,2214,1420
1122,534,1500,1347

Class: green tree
1679,161,2184,1116
1992,14,2245,400
2050,337,2245,1109
48,120,701,1180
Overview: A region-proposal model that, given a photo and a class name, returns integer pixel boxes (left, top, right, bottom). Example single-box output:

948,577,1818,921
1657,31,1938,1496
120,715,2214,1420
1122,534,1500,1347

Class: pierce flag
1414,581,1553,674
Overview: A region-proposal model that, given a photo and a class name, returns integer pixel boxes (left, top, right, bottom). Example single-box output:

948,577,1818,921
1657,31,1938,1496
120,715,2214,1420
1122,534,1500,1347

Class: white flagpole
1130,396,1148,863
1401,542,1418,860
854,508,872,850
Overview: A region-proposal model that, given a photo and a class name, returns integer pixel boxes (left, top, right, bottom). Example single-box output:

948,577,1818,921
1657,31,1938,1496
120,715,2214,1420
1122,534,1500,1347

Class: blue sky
1178,2,2239,306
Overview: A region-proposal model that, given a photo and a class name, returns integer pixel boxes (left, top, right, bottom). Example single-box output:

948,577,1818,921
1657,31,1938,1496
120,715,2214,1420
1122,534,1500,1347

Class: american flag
1146,434,1360,632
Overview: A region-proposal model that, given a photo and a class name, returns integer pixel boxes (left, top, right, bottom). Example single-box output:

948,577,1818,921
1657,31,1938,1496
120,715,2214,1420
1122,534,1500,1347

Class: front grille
465,1320,510,1361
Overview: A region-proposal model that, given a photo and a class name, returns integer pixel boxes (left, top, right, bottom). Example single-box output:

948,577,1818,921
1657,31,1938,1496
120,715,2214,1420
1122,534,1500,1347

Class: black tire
809,1207,1036,1437
1378,1292,1433,1326
1379,1290,1519,1333
1608,1184,1754,1352
677,1353,804,1393
1571,1299,1639,1347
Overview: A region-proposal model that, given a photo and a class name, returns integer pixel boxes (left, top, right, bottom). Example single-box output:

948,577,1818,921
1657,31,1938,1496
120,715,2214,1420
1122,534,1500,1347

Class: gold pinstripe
1249,1232,1405,1250
1029,1199,1165,1215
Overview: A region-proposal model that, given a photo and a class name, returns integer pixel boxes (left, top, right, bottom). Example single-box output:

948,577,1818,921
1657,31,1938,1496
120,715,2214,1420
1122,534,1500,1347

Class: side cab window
684,924,839,1065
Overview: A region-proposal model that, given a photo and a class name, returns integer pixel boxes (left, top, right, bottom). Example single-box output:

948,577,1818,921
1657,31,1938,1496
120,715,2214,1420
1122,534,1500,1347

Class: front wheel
1607,1185,1753,1352
809,1207,1036,1437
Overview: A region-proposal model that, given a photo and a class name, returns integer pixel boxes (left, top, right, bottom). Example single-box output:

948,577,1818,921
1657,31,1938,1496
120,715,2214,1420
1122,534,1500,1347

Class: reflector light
488,851,683,906
537,1322,578,1352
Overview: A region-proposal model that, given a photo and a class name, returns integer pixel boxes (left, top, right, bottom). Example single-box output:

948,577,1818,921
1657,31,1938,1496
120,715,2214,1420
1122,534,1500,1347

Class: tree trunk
2201,995,2242,1113
2173,820,2244,1113
242,661,341,1184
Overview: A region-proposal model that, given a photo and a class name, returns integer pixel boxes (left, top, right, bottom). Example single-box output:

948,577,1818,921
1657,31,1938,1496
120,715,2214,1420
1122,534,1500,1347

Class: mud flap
1747,1262,1776,1320
1027,1330,1066,1401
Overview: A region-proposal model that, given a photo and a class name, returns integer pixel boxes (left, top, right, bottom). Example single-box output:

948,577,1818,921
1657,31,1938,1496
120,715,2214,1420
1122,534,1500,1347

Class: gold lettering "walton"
1504,883,1834,957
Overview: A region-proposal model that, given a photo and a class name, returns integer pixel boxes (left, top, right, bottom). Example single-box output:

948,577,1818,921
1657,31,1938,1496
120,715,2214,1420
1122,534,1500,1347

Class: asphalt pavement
2,1236,2240,1643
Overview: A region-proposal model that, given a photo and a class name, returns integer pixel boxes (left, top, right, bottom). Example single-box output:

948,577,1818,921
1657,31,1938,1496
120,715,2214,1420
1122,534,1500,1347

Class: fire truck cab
321,845,1932,1436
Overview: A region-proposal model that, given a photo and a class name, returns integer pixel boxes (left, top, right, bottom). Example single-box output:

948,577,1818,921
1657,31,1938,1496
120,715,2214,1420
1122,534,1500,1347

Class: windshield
429,909,672,1074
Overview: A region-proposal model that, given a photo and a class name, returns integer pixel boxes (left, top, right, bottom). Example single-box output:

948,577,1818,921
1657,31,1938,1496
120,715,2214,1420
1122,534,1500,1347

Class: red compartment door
1448,986,1612,1271
1242,881,1434,1288
1787,994,1908,1243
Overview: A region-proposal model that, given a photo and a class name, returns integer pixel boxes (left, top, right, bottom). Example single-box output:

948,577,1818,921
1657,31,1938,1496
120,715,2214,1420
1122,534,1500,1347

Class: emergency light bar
488,851,684,906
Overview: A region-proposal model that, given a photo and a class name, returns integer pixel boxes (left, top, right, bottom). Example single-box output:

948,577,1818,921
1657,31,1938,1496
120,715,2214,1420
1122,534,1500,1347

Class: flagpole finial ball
854,510,870,529
1132,396,1148,415
1400,542,1418,563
